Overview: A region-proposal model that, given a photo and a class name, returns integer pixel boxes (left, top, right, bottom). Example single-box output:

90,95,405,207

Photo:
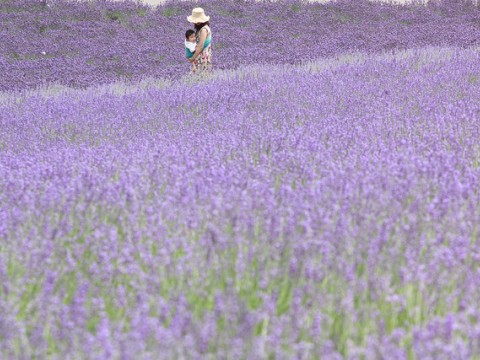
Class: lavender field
1,0,480,90
2,0,480,359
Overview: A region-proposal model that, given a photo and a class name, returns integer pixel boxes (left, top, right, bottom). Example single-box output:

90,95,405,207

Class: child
185,29,197,59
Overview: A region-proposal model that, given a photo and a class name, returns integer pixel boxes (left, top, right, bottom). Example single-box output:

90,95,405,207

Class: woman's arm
189,28,207,63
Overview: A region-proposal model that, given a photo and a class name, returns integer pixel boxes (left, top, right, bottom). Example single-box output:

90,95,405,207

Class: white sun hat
187,8,210,23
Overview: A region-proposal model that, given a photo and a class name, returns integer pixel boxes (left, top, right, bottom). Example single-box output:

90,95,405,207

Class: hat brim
187,15,210,23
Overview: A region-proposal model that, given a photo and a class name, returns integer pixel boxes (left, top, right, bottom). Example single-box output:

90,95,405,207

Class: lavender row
1,0,480,91
1,46,480,357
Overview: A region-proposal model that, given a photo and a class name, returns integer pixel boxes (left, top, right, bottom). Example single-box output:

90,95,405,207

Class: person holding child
185,8,212,74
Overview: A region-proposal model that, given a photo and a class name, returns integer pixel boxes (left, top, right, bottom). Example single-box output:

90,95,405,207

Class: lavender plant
1,0,479,91
1,45,480,358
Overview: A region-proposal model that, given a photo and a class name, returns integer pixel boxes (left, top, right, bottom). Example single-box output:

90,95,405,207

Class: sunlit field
1,0,480,358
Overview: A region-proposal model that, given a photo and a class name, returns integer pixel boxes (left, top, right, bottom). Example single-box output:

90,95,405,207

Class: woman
187,8,212,74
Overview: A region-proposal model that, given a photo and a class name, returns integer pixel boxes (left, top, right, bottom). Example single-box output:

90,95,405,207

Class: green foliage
105,9,124,22
291,4,302,13
17,282,41,321
276,278,293,316
7,256,25,280
255,317,269,336
86,314,100,334
44,324,57,355
62,271,78,305
162,7,181,18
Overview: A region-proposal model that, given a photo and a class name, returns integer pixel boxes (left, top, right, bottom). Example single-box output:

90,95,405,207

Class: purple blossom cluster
1,0,479,90
1,45,480,357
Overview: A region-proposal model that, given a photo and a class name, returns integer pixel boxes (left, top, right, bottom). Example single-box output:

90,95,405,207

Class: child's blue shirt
186,48,195,59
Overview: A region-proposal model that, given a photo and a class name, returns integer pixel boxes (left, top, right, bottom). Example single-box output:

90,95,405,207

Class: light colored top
185,40,197,52
185,40,196,58
197,25,212,51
